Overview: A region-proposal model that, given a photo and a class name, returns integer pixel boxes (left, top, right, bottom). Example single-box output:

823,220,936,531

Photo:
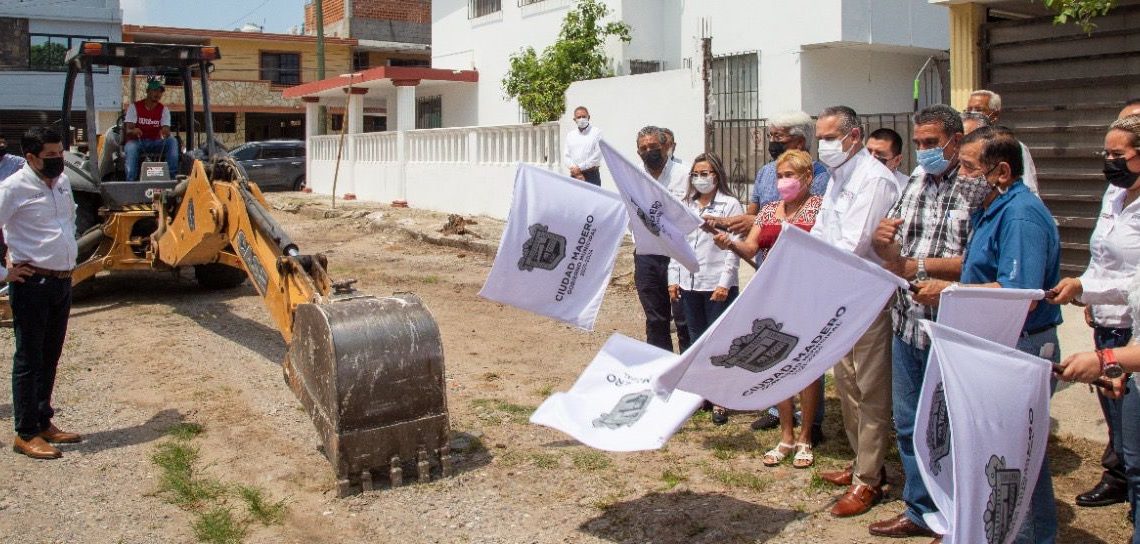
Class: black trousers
1095,326,1134,487
11,274,72,440
633,254,690,353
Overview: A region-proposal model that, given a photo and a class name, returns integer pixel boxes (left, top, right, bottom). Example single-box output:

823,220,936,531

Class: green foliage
151,442,225,507
1034,0,1115,32
166,422,205,441
237,485,288,526
29,42,67,71
502,0,631,124
192,507,247,544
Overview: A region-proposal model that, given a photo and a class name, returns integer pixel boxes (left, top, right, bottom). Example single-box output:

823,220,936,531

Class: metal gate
982,4,1140,273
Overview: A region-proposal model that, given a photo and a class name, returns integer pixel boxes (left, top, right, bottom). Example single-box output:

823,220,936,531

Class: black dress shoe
1076,480,1127,507
750,411,780,431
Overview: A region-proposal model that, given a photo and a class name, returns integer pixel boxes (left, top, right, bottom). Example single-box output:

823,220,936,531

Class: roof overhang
281,66,478,100
356,39,431,54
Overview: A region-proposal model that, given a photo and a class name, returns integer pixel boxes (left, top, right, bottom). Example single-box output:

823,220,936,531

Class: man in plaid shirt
865,105,992,541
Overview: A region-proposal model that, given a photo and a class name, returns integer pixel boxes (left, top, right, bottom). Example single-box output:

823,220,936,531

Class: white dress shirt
654,158,690,199
668,191,743,291
0,164,78,280
1079,186,1140,328
812,147,900,262
563,125,602,171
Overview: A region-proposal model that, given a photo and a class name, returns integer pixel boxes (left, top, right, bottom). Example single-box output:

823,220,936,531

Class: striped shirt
888,166,975,349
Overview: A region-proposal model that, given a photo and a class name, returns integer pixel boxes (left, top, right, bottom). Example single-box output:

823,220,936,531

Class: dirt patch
0,194,1127,543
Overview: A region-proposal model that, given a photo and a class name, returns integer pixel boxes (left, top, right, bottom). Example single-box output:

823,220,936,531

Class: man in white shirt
967,89,1038,194
564,106,603,186
0,135,27,182
633,126,691,353
810,106,900,519
0,127,83,460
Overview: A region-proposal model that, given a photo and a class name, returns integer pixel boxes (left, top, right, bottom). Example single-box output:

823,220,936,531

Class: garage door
982,4,1140,273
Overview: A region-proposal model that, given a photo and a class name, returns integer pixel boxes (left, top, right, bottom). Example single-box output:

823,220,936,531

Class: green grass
571,450,612,471
806,469,833,494
708,468,772,493
151,442,224,507
470,398,536,425
420,275,440,284
661,468,688,490
237,485,287,526
192,507,246,544
166,422,204,441
529,452,560,469
533,384,554,397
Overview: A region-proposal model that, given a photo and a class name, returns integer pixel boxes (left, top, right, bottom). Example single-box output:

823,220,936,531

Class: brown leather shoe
831,484,882,517
869,513,938,538
13,435,62,459
819,466,853,486
39,424,82,444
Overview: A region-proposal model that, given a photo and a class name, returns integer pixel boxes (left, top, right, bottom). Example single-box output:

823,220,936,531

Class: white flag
479,164,627,330
916,320,1050,544
915,286,1045,534
599,140,702,272
529,334,703,452
653,225,906,410
937,286,1044,347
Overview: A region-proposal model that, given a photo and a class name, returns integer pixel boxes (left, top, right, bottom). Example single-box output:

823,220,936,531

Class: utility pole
315,0,328,134
701,21,713,154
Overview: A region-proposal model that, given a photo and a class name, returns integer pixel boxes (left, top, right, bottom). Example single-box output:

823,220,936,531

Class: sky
120,0,309,34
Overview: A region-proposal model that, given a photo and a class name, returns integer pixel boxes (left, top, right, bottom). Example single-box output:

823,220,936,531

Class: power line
220,0,275,31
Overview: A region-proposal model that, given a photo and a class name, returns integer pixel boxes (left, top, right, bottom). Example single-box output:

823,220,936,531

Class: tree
502,0,631,124
1035,0,1115,32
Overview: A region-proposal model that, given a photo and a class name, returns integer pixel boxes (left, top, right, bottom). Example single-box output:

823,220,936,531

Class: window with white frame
468,0,502,18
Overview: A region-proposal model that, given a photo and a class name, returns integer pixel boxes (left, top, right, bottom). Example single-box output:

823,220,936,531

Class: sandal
762,442,795,467
711,406,728,426
792,442,814,469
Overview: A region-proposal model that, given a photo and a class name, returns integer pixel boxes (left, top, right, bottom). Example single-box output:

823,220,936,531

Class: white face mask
691,175,716,194
576,117,590,130
817,131,853,168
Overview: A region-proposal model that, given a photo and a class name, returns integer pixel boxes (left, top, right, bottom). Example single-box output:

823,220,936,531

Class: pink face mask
776,176,803,201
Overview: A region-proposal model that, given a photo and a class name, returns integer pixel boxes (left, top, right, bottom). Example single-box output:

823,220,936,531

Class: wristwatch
1098,348,1124,379
916,258,929,282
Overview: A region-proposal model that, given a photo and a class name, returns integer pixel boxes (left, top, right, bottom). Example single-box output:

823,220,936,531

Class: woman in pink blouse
714,149,823,469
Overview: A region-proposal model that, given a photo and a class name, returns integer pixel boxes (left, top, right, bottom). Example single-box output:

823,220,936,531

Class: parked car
229,140,306,191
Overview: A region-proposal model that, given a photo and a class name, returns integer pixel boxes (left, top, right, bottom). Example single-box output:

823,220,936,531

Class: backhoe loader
53,41,450,496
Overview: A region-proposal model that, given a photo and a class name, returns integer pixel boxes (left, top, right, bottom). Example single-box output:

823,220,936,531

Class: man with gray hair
633,126,691,353
966,89,1038,194
961,110,991,135
811,105,899,518
716,110,830,236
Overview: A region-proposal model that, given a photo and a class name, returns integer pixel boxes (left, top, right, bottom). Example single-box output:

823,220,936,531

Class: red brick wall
352,0,430,24
304,0,346,32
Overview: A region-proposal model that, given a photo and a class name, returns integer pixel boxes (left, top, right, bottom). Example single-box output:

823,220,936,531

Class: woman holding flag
667,153,742,426
714,149,824,468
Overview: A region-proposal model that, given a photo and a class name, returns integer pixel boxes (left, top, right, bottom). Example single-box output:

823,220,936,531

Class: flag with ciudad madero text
914,320,1050,544
599,140,702,272
652,224,907,410
529,333,703,452
479,164,628,330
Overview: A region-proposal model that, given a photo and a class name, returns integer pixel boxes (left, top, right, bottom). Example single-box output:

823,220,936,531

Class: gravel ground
0,193,1129,543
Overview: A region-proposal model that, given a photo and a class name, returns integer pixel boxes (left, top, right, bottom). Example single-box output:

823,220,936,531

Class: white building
0,0,122,148
292,0,951,218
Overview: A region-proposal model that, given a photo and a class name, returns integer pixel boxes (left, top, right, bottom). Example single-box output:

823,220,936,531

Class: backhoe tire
194,263,247,290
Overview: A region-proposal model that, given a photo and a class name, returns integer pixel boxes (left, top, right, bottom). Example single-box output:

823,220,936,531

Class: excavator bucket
283,293,450,497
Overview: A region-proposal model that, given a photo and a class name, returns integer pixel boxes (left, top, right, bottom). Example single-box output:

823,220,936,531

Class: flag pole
700,224,757,270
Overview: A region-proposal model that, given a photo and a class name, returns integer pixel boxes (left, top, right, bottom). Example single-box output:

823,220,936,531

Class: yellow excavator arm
80,158,452,496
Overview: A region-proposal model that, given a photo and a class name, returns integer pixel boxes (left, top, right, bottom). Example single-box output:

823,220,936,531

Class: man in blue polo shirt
913,125,1061,544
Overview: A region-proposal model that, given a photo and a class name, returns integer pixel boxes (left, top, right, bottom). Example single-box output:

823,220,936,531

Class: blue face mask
916,144,951,176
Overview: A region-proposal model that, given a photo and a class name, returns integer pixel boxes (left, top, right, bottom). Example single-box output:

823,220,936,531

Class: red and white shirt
125,99,171,141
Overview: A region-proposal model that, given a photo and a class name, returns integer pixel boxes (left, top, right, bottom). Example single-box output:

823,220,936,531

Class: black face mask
38,156,65,179
768,141,787,161
640,148,666,170
1104,157,1140,189
0,146,7,159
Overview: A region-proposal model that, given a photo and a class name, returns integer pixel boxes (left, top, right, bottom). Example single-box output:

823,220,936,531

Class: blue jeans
892,334,937,529
1121,374,1140,543
1013,326,1060,544
1095,327,1133,487
125,137,179,181
679,287,738,341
